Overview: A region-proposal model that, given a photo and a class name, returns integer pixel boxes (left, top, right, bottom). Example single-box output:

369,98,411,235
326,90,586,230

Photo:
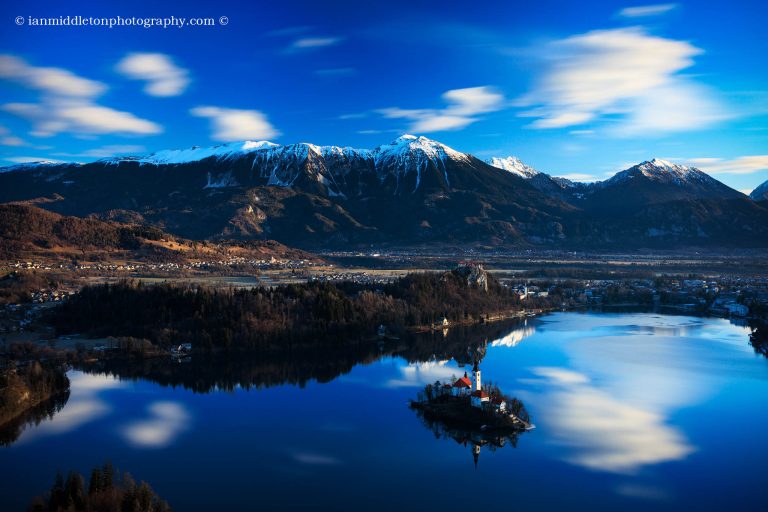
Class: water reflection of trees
0,390,69,446
78,320,528,393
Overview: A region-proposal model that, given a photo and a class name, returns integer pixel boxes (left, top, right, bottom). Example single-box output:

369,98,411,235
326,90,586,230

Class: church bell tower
472,360,481,391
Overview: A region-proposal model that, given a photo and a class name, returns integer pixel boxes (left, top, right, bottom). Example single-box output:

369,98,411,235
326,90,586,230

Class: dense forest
28,463,171,512
50,268,531,351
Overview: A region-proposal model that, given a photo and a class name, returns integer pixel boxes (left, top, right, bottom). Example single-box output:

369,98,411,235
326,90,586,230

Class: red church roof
471,390,490,398
453,377,472,388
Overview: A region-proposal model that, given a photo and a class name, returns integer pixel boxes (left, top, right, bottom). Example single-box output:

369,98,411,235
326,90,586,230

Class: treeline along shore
49,267,559,352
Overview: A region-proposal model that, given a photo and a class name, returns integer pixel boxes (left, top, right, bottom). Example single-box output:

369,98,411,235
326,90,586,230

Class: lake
2,312,767,511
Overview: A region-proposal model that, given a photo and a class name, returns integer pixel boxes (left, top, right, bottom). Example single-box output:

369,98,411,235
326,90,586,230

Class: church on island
448,361,507,414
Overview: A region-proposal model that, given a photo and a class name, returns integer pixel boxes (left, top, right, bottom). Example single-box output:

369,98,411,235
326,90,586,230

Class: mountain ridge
1,135,766,249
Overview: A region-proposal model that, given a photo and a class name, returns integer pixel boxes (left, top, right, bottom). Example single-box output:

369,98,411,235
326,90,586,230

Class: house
436,316,450,327
377,324,387,337
490,396,507,413
452,373,472,396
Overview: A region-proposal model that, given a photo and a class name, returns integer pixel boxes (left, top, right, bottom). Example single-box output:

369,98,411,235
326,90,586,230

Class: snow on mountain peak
641,158,694,175
608,158,699,183
368,135,469,191
374,135,469,165
124,140,280,165
0,160,75,173
486,156,540,178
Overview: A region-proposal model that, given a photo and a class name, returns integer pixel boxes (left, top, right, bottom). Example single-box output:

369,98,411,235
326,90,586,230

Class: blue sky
0,0,766,192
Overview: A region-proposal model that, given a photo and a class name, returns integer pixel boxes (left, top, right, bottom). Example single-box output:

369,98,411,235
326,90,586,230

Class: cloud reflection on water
384,360,459,388
292,452,342,466
525,366,695,474
121,401,191,448
16,372,125,444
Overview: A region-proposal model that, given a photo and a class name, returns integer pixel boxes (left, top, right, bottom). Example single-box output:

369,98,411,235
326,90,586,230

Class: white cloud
116,53,190,97
1,135,25,146
378,86,505,133
54,144,146,158
532,112,594,129
517,27,728,135
0,54,162,137
559,173,598,182
673,155,768,175
0,54,105,97
288,37,343,51
614,80,727,136
191,106,280,141
4,100,162,136
618,4,678,18
264,26,312,37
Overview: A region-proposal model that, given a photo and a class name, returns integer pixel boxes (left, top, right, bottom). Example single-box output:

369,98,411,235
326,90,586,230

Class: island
409,360,533,466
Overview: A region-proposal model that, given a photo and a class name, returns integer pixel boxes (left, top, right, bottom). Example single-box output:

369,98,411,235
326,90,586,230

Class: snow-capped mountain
599,158,743,201
92,134,481,196
102,134,468,172
606,159,722,188
1,137,767,249
122,140,280,165
486,156,539,179
0,160,78,173
751,180,768,201
485,155,586,200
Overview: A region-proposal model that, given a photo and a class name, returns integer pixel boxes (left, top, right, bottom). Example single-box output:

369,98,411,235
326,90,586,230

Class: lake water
2,312,768,511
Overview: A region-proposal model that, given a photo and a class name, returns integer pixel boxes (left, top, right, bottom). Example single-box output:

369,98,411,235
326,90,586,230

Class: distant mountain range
1,134,766,249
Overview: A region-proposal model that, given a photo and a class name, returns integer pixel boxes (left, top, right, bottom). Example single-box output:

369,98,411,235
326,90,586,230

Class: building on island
470,389,490,408
472,359,481,391
449,359,506,411
452,373,472,396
